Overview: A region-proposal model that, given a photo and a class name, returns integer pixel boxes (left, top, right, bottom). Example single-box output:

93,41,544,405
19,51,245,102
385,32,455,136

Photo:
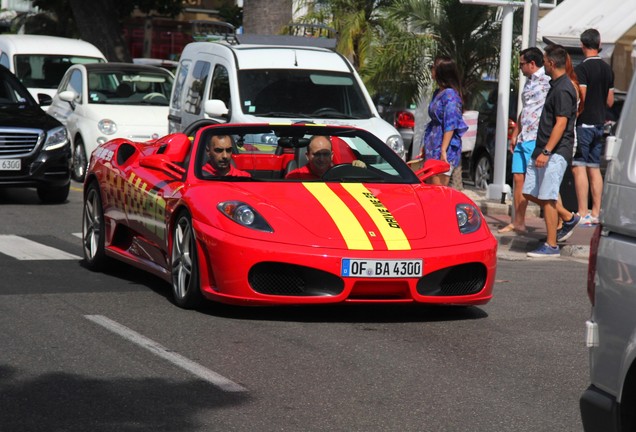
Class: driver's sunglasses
311,151,332,158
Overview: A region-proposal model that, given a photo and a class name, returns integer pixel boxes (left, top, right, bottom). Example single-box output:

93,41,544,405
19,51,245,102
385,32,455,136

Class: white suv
168,26,405,158
580,69,636,430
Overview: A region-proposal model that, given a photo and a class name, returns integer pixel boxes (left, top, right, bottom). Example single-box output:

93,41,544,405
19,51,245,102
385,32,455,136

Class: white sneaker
579,213,599,227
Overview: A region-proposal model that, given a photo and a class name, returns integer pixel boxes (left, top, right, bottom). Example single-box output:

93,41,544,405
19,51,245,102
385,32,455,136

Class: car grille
416,263,487,296
249,262,344,296
0,128,43,157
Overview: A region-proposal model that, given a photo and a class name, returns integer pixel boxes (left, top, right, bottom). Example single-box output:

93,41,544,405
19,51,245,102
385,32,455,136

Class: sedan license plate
0,159,21,171
341,258,423,278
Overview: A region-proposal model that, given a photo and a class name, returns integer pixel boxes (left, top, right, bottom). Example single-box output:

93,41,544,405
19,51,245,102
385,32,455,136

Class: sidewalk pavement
461,188,594,261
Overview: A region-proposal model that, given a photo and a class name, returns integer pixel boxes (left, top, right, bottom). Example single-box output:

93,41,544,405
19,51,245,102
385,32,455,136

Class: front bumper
193,221,497,306
580,385,619,432
0,145,71,189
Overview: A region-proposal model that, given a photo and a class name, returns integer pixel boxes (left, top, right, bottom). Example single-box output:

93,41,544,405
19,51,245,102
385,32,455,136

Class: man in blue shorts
523,45,580,258
499,47,551,234
572,28,614,226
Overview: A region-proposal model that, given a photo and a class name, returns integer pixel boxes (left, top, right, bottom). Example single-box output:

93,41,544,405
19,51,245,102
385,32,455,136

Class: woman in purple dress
421,56,468,186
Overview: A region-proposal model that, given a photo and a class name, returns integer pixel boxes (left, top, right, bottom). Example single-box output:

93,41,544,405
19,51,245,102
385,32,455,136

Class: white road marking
84,314,247,393
73,232,82,239
0,235,80,260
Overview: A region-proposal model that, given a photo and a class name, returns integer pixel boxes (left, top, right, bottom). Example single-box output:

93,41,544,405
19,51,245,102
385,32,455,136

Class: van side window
184,60,210,115
209,65,230,109
171,59,191,110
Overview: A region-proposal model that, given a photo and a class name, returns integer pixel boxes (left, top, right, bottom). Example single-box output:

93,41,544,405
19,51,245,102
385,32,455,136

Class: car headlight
386,134,405,159
456,203,481,234
98,119,117,135
43,126,69,151
218,201,273,232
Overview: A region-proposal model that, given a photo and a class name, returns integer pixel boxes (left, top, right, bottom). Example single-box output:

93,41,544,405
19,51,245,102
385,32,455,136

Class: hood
195,182,428,251
83,104,169,127
0,104,62,130
188,181,489,251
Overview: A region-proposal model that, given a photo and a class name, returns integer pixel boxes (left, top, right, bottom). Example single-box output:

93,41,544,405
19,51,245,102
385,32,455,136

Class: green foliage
295,0,503,106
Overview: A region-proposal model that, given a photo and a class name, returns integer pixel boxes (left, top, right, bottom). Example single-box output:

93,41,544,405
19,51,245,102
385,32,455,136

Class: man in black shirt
573,29,615,226
522,44,580,258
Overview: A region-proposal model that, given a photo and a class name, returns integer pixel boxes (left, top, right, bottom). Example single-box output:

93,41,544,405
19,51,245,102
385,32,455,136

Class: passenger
285,135,365,180
203,135,250,177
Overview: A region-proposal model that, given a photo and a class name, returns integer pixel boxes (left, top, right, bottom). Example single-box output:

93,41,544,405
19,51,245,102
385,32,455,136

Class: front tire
71,137,88,182
82,182,107,270
171,211,203,309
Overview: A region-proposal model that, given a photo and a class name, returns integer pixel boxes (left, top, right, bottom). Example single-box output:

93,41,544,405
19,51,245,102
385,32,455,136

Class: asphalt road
0,184,590,432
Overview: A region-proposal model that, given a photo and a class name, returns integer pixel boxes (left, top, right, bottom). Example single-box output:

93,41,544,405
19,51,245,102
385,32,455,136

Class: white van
168,31,405,158
580,67,636,430
0,34,106,104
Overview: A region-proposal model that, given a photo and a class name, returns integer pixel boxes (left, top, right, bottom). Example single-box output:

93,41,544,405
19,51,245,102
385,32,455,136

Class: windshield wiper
309,110,361,119
259,112,310,118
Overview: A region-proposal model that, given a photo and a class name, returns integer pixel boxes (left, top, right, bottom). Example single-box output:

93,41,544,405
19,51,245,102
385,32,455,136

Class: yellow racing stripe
341,184,411,250
303,183,373,250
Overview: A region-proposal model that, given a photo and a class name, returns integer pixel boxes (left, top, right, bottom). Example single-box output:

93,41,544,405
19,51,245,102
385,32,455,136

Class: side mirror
37,93,52,107
139,154,185,179
58,90,78,109
412,159,451,182
204,99,229,120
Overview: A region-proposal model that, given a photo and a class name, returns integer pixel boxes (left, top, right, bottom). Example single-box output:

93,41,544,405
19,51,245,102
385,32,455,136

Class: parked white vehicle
168,24,405,158
0,34,106,104
48,62,174,181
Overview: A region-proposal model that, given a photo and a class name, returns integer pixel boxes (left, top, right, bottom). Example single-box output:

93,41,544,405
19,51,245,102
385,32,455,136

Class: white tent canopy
537,0,636,59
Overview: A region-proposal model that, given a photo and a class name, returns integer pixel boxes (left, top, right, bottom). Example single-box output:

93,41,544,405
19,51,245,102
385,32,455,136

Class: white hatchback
48,62,173,181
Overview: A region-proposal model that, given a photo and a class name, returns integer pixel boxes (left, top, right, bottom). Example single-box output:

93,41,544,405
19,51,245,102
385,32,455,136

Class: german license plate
0,159,21,171
341,258,423,278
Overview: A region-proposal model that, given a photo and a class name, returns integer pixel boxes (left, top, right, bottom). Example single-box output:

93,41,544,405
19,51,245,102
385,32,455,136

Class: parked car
168,22,405,159
580,70,636,432
47,62,174,182
82,122,497,309
462,81,517,189
0,65,71,203
374,93,416,159
0,34,106,104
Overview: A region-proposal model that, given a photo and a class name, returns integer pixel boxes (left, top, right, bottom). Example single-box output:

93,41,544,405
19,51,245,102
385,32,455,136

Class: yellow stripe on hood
302,182,373,250
341,184,411,250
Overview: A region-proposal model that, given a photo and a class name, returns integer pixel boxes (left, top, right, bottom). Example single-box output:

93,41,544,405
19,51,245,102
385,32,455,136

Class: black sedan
0,65,71,203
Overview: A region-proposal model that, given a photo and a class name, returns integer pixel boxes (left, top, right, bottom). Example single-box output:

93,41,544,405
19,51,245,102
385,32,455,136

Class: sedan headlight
386,134,405,159
98,119,117,135
456,204,481,234
218,201,273,232
43,126,69,151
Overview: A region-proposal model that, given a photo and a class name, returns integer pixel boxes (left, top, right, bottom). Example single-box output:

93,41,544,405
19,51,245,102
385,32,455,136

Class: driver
203,135,251,177
285,135,365,180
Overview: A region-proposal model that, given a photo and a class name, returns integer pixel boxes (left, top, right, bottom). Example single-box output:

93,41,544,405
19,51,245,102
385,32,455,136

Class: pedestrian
572,28,614,226
498,47,551,234
523,44,580,258
420,56,468,186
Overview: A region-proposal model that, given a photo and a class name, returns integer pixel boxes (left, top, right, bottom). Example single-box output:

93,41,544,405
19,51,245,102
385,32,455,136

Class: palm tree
294,0,394,70
369,0,502,104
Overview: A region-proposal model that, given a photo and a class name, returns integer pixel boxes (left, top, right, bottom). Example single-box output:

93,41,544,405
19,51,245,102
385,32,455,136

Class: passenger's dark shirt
533,73,577,162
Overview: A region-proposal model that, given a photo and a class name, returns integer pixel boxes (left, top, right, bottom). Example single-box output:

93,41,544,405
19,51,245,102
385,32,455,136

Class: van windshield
237,69,372,119
14,55,104,89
